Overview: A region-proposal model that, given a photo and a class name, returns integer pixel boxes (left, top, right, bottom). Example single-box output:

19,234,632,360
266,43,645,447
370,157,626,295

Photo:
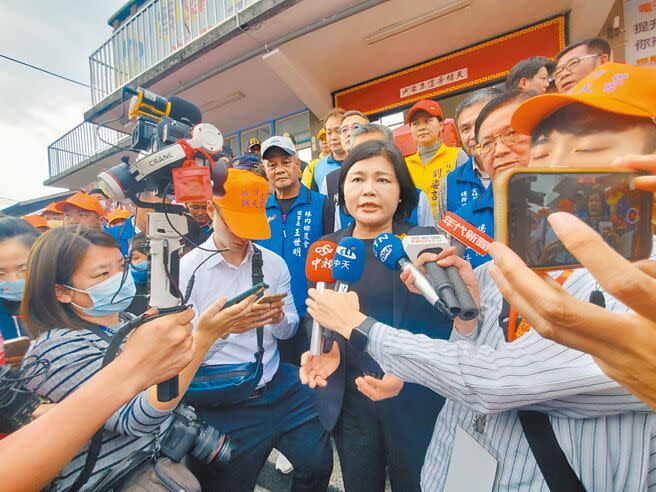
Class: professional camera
97,87,230,402
160,405,232,465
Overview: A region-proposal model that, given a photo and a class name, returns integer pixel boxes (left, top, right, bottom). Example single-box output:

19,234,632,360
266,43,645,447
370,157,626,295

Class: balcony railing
89,0,259,105
48,123,129,178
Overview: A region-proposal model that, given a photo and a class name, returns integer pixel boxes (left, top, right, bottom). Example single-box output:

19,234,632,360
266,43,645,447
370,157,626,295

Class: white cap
261,136,296,159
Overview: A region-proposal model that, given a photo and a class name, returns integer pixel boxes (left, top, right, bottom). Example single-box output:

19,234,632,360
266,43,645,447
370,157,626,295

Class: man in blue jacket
256,135,333,364
436,87,501,222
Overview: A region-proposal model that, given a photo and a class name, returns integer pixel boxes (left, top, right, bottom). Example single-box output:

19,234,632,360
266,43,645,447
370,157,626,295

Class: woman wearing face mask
126,233,150,316
21,226,262,491
300,140,452,492
0,216,39,341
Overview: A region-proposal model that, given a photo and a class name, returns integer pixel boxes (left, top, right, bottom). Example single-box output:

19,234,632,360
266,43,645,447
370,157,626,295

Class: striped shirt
366,258,656,491
22,327,172,491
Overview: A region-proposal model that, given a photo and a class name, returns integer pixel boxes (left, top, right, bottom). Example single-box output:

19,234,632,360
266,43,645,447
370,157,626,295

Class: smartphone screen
507,171,653,269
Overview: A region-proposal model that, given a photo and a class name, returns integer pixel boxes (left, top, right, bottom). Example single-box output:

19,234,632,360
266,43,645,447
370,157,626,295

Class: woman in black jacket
301,140,452,491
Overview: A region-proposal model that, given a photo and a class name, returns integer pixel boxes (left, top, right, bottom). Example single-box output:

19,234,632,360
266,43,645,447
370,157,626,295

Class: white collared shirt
180,237,299,385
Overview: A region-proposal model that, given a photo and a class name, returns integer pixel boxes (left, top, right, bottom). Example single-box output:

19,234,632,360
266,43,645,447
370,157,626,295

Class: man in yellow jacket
302,128,331,190
405,99,468,219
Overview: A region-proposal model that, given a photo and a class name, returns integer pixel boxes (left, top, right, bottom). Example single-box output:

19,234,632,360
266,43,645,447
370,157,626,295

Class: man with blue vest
436,87,501,222
257,135,333,364
456,89,534,267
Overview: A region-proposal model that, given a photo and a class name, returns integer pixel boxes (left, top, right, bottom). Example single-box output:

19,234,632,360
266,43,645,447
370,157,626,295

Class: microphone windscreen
372,233,406,270
332,237,366,283
168,95,202,125
305,240,337,284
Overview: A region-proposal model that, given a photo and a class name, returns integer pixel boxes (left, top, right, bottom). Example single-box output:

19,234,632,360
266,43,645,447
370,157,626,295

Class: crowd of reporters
1,36,656,492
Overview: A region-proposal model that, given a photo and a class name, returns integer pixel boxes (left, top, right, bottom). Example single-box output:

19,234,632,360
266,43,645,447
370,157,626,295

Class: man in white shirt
180,169,332,491
302,63,656,491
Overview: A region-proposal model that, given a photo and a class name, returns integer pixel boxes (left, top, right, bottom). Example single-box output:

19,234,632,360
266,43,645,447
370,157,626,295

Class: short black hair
505,57,555,90
555,38,611,64
338,140,417,222
88,188,108,199
474,89,538,142
532,103,656,154
0,216,39,249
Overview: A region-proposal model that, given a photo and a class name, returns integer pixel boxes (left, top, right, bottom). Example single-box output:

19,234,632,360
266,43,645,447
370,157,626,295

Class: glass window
223,134,237,155
240,124,271,155
275,112,310,144
297,146,312,163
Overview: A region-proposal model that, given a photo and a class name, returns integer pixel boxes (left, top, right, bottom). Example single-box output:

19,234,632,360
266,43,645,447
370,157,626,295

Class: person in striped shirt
20,227,262,491
302,63,656,491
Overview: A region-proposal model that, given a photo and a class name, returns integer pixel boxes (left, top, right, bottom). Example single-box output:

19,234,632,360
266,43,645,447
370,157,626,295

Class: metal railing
89,0,259,105
48,123,129,178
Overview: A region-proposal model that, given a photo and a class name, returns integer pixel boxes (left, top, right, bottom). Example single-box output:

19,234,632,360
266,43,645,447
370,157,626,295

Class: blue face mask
66,272,136,317
129,261,149,285
0,279,25,302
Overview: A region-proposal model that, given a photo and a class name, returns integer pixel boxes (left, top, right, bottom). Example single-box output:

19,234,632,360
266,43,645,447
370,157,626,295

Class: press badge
443,426,497,492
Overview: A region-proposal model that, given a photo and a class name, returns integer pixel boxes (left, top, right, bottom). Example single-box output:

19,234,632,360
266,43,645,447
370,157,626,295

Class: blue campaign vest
104,217,136,256
256,185,326,317
455,184,494,269
337,187,423,230
445,156,485,213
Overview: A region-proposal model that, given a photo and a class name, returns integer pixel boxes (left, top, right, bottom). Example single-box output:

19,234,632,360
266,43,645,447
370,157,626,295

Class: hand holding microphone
403,226,479,321
305,241,337,355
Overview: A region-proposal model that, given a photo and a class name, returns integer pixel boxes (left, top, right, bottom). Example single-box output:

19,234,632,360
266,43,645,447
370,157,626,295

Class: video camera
97,87,229,402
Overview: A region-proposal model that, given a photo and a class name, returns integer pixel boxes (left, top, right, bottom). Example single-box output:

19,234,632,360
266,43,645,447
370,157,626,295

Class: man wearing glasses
319,110,370,199
454,89,535,267
553,38,611,93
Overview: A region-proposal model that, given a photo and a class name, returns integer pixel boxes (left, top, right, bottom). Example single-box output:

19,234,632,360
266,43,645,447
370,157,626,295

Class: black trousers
190,363,333,492
333,379,444,492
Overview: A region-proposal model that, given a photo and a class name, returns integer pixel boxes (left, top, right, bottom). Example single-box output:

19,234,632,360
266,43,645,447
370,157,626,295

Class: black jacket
305,220,452,430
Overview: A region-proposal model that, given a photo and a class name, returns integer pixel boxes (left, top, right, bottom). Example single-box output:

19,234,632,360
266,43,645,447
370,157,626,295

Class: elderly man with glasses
453,89,535,267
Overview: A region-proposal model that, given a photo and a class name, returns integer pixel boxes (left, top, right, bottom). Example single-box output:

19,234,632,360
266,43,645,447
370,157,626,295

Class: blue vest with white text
256,185,326,317
454,184,494,269
445,156,485,214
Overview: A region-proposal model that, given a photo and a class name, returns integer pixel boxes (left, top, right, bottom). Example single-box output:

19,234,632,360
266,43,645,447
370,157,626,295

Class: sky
0,0,126,208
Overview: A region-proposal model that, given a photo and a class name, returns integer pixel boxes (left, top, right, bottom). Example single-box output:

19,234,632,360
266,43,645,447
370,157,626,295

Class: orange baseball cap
212,169,271,240
22,215,49,229
512,62,656,135
406,99,444,124
106,208,131,225
54,192,105,217
41,202,63,216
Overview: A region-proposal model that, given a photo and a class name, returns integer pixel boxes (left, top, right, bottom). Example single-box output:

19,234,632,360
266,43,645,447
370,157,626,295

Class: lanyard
507,270,572,342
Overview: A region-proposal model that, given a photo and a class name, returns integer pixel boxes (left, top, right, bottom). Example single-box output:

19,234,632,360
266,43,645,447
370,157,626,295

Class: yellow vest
405,143,462,217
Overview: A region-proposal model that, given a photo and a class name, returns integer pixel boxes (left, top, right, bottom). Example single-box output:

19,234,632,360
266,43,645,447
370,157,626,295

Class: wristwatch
348,317,377,353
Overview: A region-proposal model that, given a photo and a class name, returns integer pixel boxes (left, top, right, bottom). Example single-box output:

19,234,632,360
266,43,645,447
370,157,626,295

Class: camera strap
252,246,265,358
498,269,586,492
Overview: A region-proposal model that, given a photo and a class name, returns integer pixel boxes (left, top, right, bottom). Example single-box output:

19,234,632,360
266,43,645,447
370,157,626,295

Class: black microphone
168,95,202,126
403,226,479,321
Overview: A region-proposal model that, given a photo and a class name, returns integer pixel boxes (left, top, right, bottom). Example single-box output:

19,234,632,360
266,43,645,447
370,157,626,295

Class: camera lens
193,425,232,465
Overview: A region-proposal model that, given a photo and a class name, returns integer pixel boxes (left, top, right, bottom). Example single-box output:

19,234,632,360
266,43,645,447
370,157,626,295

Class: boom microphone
305,241,337,356
404,226,479,320
372,233,449,316
168,95,203,126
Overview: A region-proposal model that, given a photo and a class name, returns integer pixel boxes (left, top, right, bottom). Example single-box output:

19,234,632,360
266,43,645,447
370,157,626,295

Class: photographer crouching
19,226,255,491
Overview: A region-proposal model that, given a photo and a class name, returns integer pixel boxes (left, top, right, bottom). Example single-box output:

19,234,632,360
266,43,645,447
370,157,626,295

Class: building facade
46,0,624,190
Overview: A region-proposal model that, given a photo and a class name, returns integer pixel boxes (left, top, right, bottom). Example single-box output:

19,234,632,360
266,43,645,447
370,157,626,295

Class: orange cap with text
512,62,656,135
106,208,131,225
212,169,271,240
54,192,105,217
22,215,49,229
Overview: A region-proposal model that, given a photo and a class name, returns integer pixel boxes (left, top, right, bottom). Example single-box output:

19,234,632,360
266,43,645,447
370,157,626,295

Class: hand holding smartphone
494,168,653,270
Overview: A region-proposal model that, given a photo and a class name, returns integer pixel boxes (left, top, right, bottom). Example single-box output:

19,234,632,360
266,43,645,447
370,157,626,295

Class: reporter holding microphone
305,63,656,492
19,227,256,491
300,139,451,492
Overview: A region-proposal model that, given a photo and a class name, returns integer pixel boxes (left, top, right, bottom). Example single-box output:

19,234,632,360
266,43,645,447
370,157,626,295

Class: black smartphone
223,282,268,308
494,168,653,270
